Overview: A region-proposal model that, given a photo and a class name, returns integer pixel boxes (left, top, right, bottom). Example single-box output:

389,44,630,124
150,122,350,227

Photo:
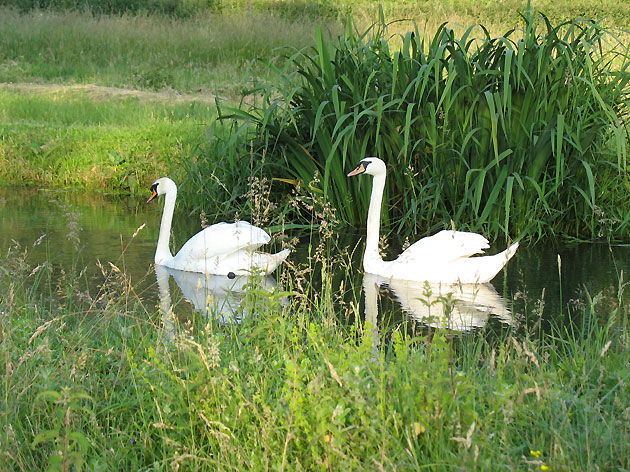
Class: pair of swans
148,157,518,283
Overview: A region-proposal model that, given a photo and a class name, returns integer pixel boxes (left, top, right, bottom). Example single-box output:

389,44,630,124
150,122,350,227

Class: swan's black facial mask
347,160,370,177
147,183,159,203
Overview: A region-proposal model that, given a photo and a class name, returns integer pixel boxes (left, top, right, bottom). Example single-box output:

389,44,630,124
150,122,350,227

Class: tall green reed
227,10,630,242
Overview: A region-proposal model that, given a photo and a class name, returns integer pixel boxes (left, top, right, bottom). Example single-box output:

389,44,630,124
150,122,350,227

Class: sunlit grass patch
0,86,217,192
0,7,335,97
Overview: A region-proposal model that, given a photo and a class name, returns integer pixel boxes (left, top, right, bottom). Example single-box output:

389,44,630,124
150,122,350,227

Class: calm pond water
1,184,628,332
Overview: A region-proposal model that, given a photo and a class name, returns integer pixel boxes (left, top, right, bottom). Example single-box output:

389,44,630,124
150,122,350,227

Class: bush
227,11,630,242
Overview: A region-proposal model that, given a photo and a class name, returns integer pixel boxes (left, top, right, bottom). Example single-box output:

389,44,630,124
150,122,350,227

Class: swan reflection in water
155,265,280,334
363,273,514,333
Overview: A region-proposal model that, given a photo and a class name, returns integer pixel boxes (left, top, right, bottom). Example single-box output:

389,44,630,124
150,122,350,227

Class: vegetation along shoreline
0,1,629,469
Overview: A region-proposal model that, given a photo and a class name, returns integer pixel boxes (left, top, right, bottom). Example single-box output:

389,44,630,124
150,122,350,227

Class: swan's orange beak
347,162,366,177
147,188,158,203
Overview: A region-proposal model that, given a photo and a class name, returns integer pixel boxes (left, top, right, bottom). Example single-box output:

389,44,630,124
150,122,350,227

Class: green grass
0,5,339,192
2,0,629,28
1,2,627,99
0,231,628,470
0,85,218,192
0,7,333,97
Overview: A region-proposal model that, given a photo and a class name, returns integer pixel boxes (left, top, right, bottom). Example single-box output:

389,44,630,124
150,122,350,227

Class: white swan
147,177,290,275
348,157,519,284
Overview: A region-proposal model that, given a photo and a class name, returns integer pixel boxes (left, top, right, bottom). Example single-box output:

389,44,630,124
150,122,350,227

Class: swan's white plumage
166,221,277,274
348,157,518,284
148,177,289,275
398,230,489,264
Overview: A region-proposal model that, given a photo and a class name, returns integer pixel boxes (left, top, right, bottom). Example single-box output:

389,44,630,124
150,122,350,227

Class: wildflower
540,466,549,471
413,422,426,436
530,450,541,458
206,337,221,369
200,210,209,229
205,294,213,312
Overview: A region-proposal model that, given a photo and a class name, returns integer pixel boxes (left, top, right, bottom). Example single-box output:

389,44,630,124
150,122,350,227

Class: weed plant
228,11,630,242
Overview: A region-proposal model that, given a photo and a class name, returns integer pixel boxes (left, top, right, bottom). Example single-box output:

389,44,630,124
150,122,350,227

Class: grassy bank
0,2,626,99
0,232,628,470
0,6,337,192
0,7,332,97
3,0,630,27
0,84,218,192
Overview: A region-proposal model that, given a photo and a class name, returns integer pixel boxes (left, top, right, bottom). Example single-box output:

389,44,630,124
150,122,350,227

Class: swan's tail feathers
491,241,519,275
258,248,291,274
504,241,519,262
469,241,519,284
275,248,291,262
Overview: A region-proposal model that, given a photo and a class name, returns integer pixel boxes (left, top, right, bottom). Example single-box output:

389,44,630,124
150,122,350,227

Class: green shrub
227,10,630,242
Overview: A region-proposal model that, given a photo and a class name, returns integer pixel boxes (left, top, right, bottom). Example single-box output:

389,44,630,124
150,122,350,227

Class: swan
347,157,519,284
147,177,290,275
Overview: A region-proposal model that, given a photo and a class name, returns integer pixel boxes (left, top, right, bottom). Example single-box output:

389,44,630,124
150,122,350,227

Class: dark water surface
1,184,628,330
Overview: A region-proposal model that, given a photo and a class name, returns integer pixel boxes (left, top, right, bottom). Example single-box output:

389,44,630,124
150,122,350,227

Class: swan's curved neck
365,171,385,261
155,188,176,264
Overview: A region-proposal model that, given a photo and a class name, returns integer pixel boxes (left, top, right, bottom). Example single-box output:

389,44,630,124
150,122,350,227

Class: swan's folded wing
177,221,271,262
397,230,490,264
